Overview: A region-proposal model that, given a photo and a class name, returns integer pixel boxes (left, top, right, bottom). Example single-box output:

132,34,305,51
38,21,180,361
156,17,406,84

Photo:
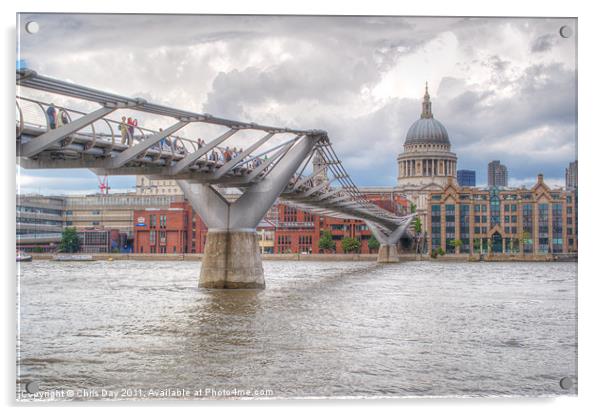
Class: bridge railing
17,96,246,165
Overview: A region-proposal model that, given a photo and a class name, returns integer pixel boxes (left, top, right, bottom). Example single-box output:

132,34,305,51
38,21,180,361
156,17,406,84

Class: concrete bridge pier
201,228,265,289
377,244,400,263
367,216,415,264
177,134,318,289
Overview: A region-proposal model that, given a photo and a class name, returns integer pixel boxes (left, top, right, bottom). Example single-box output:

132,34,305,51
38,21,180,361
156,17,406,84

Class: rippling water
17,260,577,400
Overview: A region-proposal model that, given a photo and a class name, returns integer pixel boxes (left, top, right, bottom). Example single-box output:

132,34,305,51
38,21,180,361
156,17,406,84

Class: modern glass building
457,169,476,186
428,174,577,256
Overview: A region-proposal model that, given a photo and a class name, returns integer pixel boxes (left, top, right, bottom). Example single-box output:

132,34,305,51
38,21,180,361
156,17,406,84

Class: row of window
17,206,64,215
432,237,572,253
432,194,573,202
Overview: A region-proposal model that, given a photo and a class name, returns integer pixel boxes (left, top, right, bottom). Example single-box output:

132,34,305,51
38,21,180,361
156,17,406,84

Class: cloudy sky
16,14,576,194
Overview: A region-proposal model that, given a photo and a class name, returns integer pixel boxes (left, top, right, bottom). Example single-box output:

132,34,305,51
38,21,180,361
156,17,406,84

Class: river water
17,260,577,400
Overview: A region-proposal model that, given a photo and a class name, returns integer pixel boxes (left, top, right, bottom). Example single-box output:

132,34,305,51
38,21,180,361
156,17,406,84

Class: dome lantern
421,82,433,119
404,82,450,146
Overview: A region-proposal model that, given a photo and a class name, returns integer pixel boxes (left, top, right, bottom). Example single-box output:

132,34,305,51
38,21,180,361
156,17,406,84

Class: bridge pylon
177,135,319,289
367,216,415,263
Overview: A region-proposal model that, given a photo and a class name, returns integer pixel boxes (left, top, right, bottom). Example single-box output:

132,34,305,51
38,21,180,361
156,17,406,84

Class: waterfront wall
28,253,576,262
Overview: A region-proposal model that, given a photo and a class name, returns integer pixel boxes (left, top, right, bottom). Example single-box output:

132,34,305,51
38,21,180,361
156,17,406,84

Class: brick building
274,191,409,254
133,191,409,255
273,204,374,254
134,202,205,254
428,174,577,256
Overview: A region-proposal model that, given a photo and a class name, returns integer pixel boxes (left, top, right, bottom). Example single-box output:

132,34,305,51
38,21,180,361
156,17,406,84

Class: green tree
341,237,360,253
451,239,462,253
318,231,336,253
410,202,417,213
367,235,380,252
412,217,422,234
59,227,80,253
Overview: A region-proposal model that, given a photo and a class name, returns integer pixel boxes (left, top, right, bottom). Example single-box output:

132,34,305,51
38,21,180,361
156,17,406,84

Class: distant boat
16,251,32,262
53,254,95,261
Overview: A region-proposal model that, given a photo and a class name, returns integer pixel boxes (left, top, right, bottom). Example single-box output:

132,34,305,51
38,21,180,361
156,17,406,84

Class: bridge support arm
367,216,415,263
20,106,116,157
175,135,318,289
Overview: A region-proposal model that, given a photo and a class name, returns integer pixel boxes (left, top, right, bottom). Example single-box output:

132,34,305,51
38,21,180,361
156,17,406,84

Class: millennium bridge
16,69,414,289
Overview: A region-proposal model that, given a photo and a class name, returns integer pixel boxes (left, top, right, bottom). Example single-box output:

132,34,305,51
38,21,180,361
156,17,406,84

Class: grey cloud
531,34,556,53
16,14,576,191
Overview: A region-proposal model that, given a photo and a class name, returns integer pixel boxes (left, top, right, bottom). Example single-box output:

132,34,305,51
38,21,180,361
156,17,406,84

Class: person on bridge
46,104,57,129
59,108,69,126
158,128,166,149
224,146,232,162
119,116,130,146
127,117,135,141
56,108,68,128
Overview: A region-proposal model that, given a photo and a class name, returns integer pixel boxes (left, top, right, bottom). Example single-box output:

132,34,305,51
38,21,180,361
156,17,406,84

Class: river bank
27,252,577,262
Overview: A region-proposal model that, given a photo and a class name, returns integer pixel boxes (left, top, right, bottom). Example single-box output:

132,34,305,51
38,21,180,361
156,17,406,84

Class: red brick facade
133,192,409,255
274,192,409,254
133,201,208,254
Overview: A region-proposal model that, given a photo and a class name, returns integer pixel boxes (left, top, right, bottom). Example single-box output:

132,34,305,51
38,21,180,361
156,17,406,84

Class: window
552,203,563,253
150,215,156,227
277,235,292,253
538,203,549,253
150,230,156,244
160,215,167,229
460,205,470,252
490,189,500,226
283,206,297,222
299,235,312,253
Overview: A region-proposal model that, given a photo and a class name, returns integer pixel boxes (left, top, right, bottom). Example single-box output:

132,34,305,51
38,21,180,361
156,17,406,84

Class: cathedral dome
404,83,450,146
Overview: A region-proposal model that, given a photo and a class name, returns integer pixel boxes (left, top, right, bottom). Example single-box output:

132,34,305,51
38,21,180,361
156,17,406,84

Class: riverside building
427,174,577,256
16,194,65,252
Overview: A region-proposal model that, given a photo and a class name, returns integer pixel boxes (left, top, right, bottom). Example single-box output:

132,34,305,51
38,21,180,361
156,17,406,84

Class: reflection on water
17,260,577,399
